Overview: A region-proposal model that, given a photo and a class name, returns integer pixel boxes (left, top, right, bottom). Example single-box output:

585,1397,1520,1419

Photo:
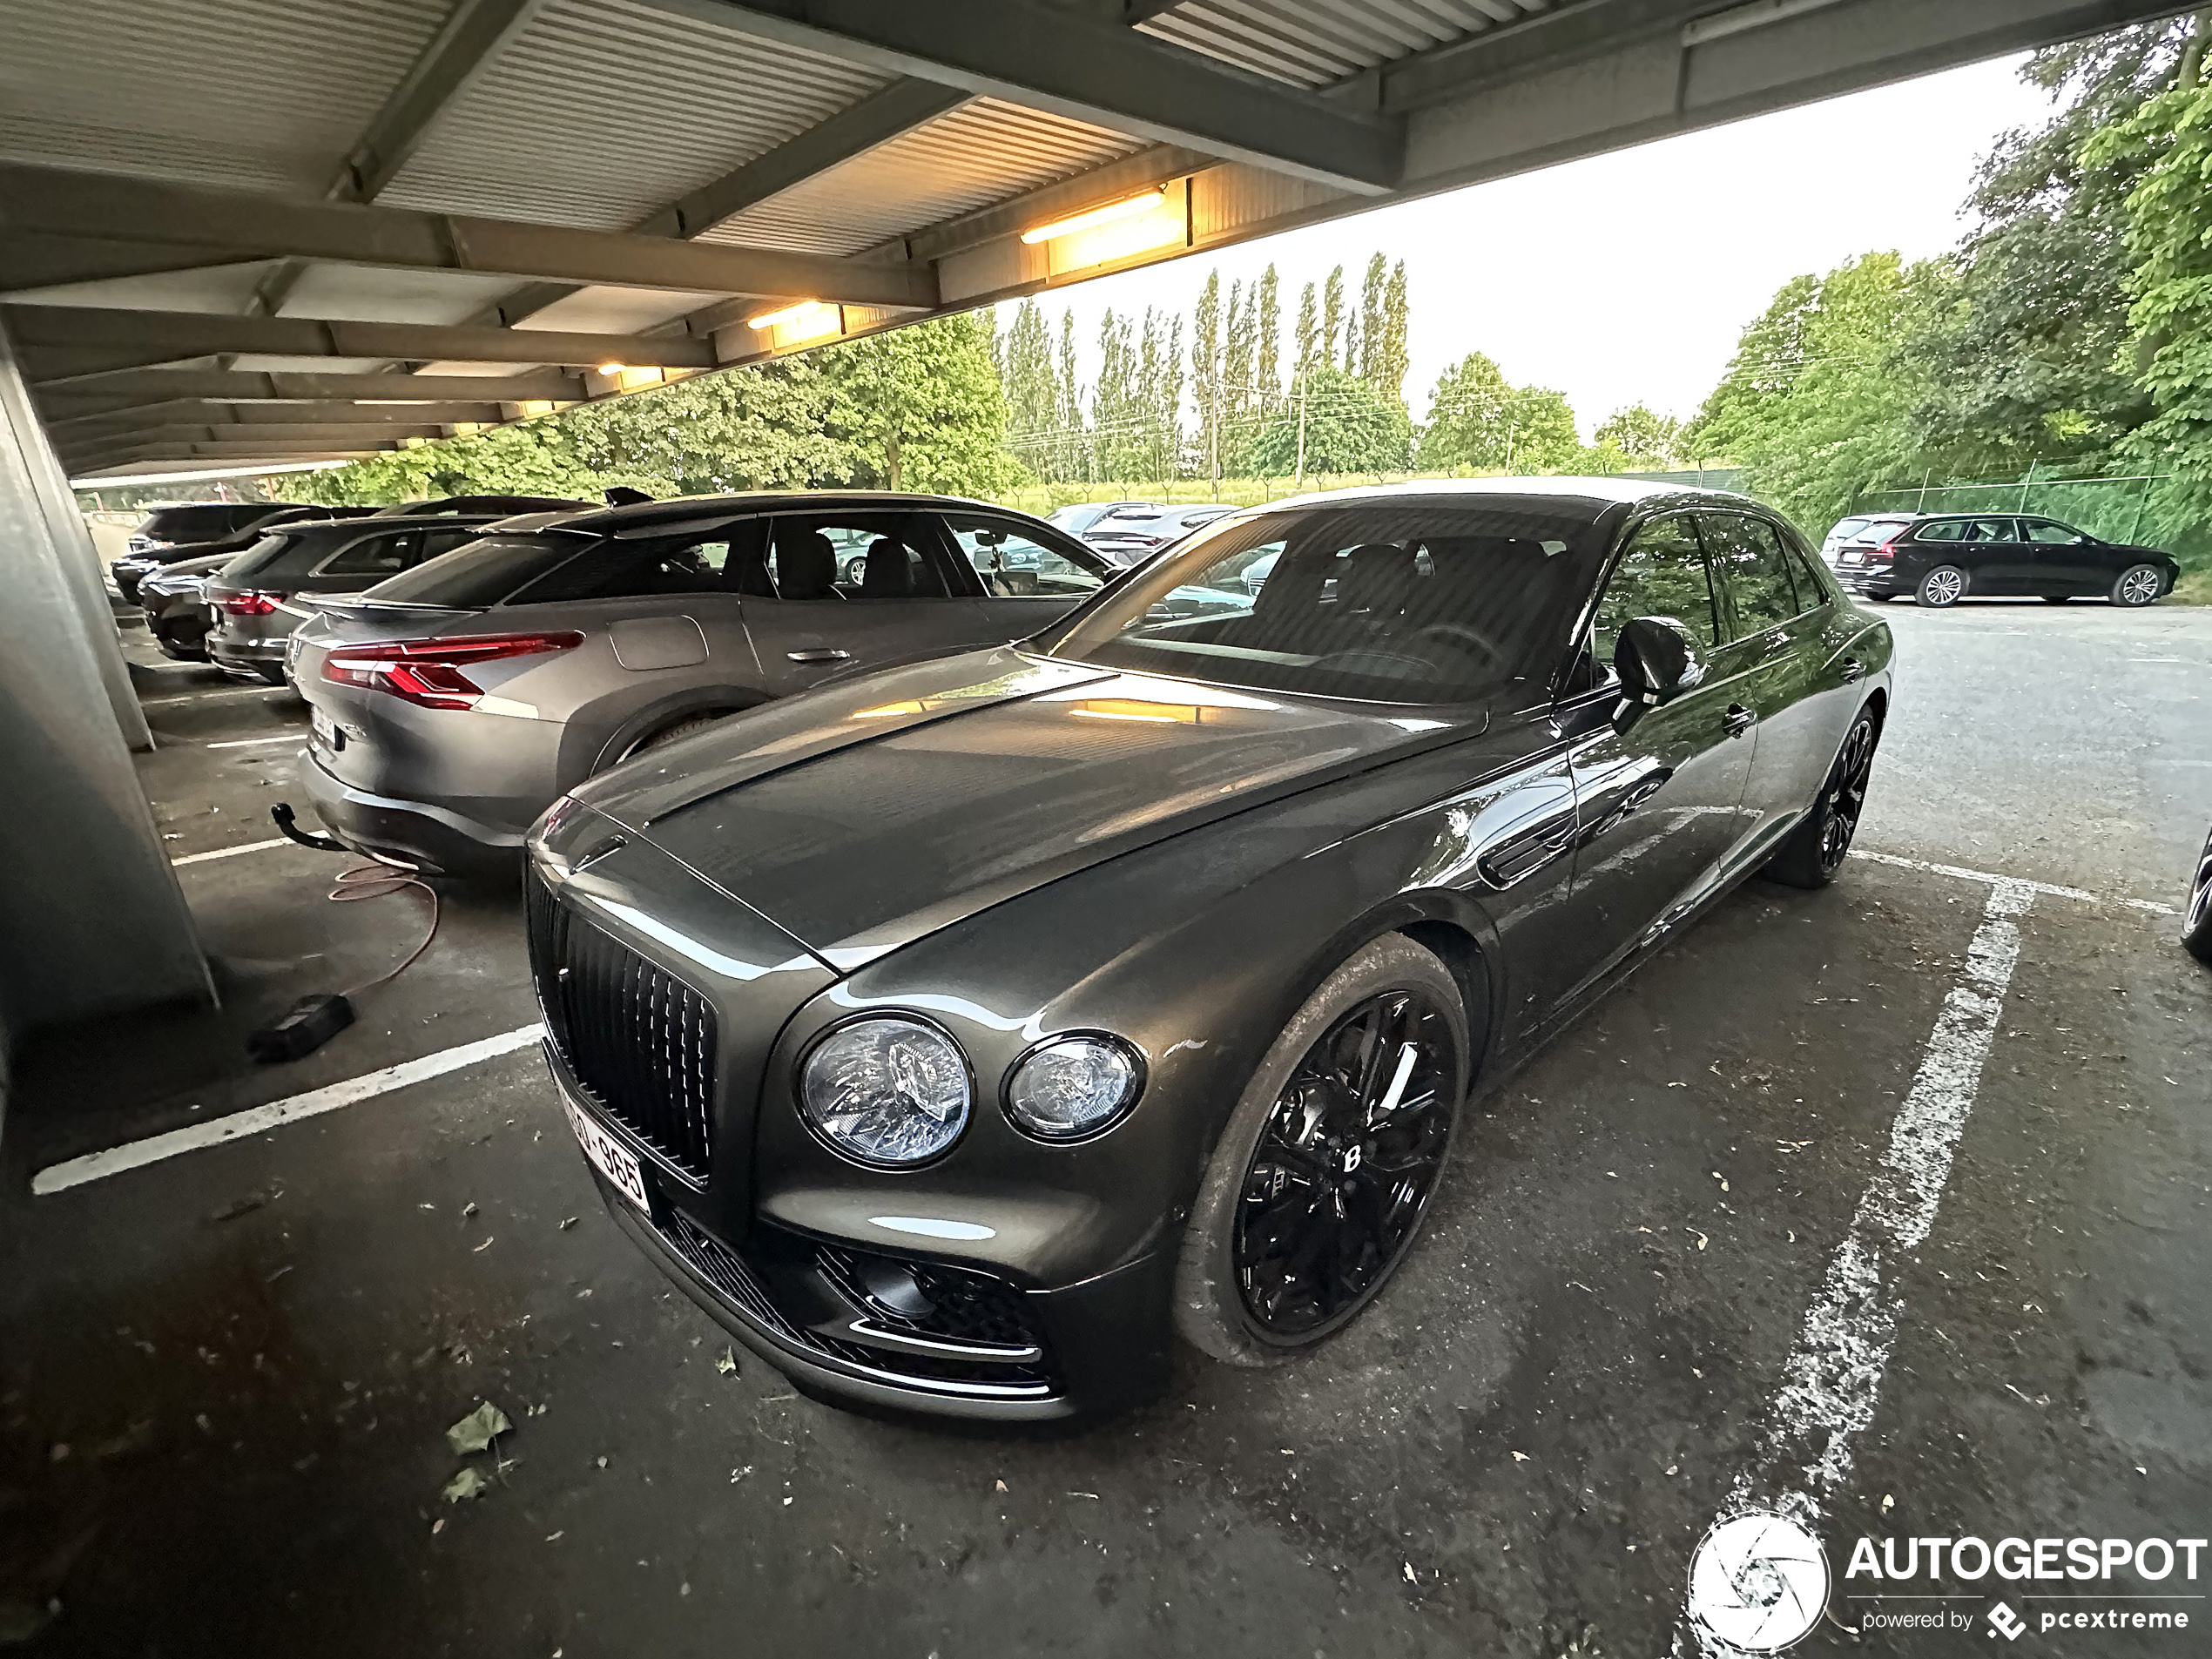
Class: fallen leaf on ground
445,1401,513,1455
442,1467,491,1502
715,1347,738,1377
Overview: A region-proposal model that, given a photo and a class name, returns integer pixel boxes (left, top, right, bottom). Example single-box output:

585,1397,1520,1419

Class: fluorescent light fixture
596,361,627,375
748,300,829,330
1022,189,1169,245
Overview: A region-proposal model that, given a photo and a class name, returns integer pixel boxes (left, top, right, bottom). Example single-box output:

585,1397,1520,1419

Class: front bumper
589,1157,1174,1421
299,748,522,873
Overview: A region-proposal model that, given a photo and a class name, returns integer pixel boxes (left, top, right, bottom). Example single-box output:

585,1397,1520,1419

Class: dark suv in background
111,503,317,601
203,515,499,683
1833,512,2180,607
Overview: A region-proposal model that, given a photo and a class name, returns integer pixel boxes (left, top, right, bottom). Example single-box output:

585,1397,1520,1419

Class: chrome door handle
786,648,851,664
1723,704,1757,737
1839,658,1865,684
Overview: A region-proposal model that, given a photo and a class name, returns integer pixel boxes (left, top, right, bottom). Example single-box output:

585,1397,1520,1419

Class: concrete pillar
0,320,212,1082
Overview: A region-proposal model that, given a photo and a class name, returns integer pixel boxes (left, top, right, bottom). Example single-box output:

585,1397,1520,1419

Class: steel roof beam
0,165,938,307
34,368,585,407
47,400,507,433
6,306,718,380
639,0,1404,193
62,422,455,450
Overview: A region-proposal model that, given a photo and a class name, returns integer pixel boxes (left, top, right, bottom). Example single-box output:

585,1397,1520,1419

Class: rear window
364,533,590,607
218,533,307,579
1844,520,1907,544
142,504,272,540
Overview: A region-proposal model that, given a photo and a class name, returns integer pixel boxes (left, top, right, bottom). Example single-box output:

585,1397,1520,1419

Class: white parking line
30,1024,546,1195
1852,848,2176,914
169,838,293,867
206,735,305,750
1685,878,2036,1653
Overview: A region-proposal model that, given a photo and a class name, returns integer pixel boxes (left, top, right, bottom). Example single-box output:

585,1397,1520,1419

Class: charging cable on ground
249,804,442,1063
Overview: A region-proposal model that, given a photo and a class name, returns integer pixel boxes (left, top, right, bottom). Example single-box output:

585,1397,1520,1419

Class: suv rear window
364,533,592,607
141,503,276,541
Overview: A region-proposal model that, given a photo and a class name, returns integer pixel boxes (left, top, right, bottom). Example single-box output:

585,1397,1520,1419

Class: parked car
203,515,500,684
2185,822,2212,966
1831,512,2180,606
137,551,234,661
1083,502,1241,567
1045,500,1159,538
109,502,354,601
1818,513,1912,565
371,494,590,518
523,478,1893,1419
288,493,1117,873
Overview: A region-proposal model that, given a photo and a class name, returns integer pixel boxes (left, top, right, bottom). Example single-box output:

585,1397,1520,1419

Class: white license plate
565,1099,650,1214
311,707,337,747
1841,550,1865,565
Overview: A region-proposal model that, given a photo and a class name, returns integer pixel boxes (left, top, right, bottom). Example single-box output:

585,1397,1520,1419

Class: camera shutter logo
1687,1512,1831,1653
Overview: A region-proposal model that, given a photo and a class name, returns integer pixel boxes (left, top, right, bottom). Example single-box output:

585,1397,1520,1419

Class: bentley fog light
1005,1035,1143,1140
801,1017,970,1164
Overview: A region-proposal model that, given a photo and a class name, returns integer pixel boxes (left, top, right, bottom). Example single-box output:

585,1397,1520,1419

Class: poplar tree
1056,309,1084,480
1356,253,1388,381
1255,264,1282,402
1376,260,1411,404
1319,266,1345,370
1293,281,1319,380
1191,269,1222,482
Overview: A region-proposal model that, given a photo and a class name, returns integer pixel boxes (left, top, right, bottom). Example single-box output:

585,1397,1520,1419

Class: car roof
277,512,501,537
517,490,1064,536
1214,475,1770,523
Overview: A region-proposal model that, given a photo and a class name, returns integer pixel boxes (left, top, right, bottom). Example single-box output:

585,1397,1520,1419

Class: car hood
564,646,1477,968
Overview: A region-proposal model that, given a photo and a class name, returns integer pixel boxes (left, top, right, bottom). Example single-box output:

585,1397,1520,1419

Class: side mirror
1614,616,1706,706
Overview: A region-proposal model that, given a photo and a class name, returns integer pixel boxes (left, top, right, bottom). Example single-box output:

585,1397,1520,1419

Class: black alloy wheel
2114,563,2164,607
1764,708,1881,890
1232,988,1458,1339
2184,824,2212,967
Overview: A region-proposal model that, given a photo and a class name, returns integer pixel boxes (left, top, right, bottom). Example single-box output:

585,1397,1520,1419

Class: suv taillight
220,590,283,616
321,632,583,711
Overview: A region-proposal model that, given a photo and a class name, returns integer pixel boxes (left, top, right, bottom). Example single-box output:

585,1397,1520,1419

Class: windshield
1035,500,1604,705
365,533,587,606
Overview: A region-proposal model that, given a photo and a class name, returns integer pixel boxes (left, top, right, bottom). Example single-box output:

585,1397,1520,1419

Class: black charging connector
247,993,355,1064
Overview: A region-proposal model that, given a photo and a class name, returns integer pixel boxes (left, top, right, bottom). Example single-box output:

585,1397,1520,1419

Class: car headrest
860,537,911,597
776,530,838,599
1339,543,1418,617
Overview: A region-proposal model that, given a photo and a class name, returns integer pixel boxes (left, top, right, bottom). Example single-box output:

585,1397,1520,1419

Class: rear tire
2113,563,2164,607
1764,707,1881,890
1175,935,1468,1368
2184,826,2212,968
617,710,736,764
1915,566,1966,607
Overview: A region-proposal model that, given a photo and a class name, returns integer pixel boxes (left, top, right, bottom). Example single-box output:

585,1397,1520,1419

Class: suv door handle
786,648,851,664
1723,704,1757,737
1839,658,1865,684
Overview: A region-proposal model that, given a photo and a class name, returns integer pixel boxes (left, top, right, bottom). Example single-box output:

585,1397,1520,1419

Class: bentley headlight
1005,1035,1143,1141
800,1017,970,1165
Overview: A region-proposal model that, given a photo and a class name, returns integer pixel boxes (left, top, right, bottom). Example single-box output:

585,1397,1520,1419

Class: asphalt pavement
0,597,2205,1657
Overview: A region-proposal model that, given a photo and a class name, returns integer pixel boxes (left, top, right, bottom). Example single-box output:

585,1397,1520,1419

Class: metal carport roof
0,0,2187,480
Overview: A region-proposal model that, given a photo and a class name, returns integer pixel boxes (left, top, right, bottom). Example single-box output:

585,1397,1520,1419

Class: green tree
1056,309,1085,480
2090,14,2212,527
1416,352,1514,469
999,299,1061,480
1319,266,1345,370
1254,264,1281,401
1293,280,1318,380
1191,269,1222,482
1089,307,1142,480
819,313,1016,496
1591,404,1684,469
1247,364,1413,476
1373,260,1410,404
1355,253,1386,381
1504,387,1582,472
563,360,846,493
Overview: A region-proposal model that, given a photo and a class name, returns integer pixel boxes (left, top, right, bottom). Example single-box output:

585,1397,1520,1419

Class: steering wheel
1411,621,1509,675
1310,648,1445,680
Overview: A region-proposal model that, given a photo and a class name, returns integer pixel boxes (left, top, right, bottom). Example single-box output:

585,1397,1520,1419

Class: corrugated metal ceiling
0,0,455,193
377,0,890,232
1139,0,1544,88
698,98,1148,258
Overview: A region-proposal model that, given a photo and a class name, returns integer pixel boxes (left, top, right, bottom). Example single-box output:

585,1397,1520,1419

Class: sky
1002,53,2063,441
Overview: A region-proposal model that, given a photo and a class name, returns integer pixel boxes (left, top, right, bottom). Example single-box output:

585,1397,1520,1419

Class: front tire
2113,563,2164,607
2184,825,2212,968
1916,565,1966,607
1764,707,1881,889
1175,935,1468,1367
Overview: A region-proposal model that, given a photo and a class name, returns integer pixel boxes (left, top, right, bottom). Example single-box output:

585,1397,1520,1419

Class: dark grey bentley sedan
525,480,1893,1419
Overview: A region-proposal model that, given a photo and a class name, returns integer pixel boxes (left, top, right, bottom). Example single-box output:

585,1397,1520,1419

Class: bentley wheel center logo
1689,1512,1832,1653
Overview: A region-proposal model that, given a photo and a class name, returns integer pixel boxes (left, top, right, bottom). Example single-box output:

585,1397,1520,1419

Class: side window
1590,516,1719,665
1961,517,2015,543
1701,512,1803,637
2024,520,2086,544
764,515,954,602
516,522,759,603
1915,520,1966,543
320,530,421,577
944,515,1108,600
1757,517,1831,610
420,527,482,561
